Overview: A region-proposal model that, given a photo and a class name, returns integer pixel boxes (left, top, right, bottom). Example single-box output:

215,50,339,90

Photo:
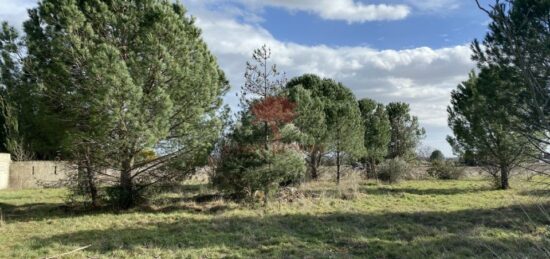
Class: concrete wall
0,153,10,189
9,161,74,189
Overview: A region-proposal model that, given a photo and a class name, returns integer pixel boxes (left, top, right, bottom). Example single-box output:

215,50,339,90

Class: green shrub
377,158,408,184
428,160,465,180
429,150,445,162
212,146,305,199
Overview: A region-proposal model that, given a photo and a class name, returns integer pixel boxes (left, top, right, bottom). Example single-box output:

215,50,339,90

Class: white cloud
262,0,410,22
0,0,35,29
406,0,461,11
201,0,411,23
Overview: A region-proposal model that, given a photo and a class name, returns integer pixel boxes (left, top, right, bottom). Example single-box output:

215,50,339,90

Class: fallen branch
44,245,91,259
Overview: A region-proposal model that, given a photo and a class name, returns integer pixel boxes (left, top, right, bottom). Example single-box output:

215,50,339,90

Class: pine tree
386,102,425,160
23,0,228,208
287,83,328,179
358,98,390,178
447,67,539,189
0,22,33,161
473,0,550,163
287,74,364,183
240,44,287,150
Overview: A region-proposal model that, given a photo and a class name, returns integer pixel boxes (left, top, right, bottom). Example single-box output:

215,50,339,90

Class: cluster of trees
0,0,425,208
211,45,425,199
447,0,549,189
287,74,425,182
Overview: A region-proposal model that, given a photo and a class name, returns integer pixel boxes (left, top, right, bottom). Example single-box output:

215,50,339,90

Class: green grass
1,178,549,258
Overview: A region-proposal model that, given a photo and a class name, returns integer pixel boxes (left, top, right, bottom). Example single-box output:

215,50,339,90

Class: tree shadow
147,183,211,197
26,202,550,258
0,194,236,223
0,202,118,223
519,189,550,197
0,184,232,223
362,186,494,196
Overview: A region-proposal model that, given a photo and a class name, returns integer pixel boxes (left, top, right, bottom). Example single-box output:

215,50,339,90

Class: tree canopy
358,98,390,176
473,0,550,163
287,74,363,183
447,67,539,189
429,150,445,162
386,102,425,160
17,0,228,208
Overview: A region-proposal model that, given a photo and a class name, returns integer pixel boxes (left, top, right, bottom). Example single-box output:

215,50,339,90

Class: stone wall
5,161,74,189
0,153,10,189
8,161,74,189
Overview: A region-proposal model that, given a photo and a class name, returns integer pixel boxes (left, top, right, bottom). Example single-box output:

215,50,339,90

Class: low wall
0,154,10,189
9,161,74,189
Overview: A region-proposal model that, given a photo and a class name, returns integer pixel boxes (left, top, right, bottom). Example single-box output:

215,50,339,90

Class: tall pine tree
358,98,390,178
23,0,228,208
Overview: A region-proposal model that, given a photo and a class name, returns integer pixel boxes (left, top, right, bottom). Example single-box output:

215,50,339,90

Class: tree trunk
372,163,377,180
309,148,321,180
264,121,269,150
363,161,369,179
370,157,377,180
336,150,341,184
263,186,269,206
85,164,98,208
77,160,98,208
500,165,510,190
309,153,318,179
119,157,135,209
336,131,341,184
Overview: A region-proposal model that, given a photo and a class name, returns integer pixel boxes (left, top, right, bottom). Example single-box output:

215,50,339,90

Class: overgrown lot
1,178,549,258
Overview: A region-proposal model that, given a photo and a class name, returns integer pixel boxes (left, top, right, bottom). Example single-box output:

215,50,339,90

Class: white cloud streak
406,0,461,11
250,0,411,23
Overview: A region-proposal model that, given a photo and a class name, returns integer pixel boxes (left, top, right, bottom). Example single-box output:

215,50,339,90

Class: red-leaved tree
251,96,296,144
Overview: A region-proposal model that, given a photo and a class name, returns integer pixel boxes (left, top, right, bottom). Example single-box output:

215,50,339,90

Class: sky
0,0,494,156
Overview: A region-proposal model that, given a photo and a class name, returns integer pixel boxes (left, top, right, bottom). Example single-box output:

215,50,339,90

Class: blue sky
0,0,494,156
257,2,489,50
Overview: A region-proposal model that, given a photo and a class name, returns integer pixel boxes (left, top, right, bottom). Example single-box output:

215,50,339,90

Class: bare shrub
378,158,409,184
428,161,466,180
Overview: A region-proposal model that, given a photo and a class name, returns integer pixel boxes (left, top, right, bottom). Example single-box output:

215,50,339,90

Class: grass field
1,178,549,258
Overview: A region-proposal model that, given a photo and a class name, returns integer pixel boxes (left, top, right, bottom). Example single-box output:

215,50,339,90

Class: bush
429,150,445,162
428,160,465,180
377,158,409,184
212,146,305,200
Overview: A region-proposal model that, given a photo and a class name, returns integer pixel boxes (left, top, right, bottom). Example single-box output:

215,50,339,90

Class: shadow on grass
147,183,211,197
519,189,550,197
0,185,239,223
0,202,124,223
0,182,501,224
27,202,550,258
362,186,494,196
